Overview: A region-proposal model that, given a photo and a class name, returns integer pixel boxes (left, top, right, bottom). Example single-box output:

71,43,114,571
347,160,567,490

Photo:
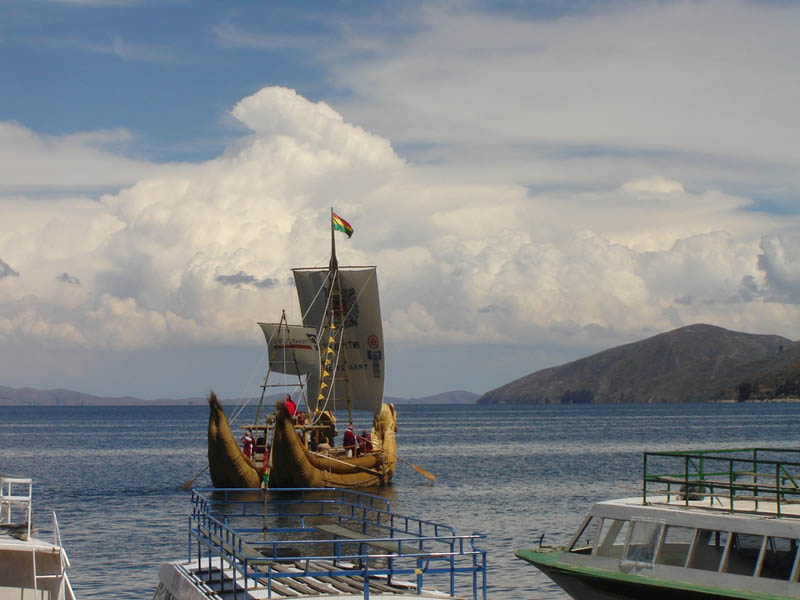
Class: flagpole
329,206,338,274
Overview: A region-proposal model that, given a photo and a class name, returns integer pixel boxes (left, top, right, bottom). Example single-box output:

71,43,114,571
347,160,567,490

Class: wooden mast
328,208,353,425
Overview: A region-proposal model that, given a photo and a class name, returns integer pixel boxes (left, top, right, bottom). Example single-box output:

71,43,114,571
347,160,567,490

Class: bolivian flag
332,212,354,238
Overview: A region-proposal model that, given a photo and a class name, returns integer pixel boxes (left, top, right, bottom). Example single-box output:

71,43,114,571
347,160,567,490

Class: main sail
293,266,384,414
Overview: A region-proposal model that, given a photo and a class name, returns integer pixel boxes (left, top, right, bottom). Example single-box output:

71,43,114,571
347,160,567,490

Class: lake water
2,401,799,598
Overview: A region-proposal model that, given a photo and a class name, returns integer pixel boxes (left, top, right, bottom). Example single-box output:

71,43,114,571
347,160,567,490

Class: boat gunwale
515,548,796,600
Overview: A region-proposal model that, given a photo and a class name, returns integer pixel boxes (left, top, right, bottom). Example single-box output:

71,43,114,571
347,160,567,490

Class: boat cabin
568,498,800,582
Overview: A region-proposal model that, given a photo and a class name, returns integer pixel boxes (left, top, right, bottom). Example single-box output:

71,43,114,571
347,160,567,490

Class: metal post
363,556,370,600
449,540,456,596
416,557,423,595
684,456,690,506
728,458,734,512
642,453,647,504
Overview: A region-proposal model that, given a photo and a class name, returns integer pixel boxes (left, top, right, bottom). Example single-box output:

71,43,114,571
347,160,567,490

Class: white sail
258,322,320,374
258,322,321,407
292,266,385,414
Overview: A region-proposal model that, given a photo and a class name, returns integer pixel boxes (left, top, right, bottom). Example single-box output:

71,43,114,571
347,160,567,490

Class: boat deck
161,487,487,600
163,557,466,599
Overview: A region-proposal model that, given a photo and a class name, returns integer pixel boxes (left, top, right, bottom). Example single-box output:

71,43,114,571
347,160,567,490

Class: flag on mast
332,212,354,238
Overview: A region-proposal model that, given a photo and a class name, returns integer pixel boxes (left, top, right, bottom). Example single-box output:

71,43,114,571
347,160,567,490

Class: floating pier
154,487,488,600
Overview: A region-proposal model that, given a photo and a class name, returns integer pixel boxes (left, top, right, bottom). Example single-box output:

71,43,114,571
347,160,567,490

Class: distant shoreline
0,386,480,407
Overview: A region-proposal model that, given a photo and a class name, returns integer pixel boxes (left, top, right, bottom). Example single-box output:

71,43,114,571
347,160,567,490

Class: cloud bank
1,83,800,396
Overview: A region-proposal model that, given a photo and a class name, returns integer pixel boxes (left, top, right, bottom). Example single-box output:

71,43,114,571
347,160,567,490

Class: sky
2,0,800,400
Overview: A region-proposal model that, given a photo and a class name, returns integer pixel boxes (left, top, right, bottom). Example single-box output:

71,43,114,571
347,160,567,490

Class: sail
292,266,384,414
258,322,320,375
258,322,321,407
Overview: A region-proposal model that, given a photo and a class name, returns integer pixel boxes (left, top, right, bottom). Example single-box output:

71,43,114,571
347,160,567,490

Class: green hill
478,324,800,404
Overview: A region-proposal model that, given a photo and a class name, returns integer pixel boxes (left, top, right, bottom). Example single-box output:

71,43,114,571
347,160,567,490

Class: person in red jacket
358,429,372,454
241,429,255,459
285,394,297,417
343,424,357,457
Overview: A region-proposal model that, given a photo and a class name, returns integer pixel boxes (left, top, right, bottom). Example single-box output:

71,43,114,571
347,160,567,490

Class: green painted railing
642,448,800,517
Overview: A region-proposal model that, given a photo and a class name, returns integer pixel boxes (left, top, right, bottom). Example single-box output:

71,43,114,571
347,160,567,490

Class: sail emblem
325,286,360,327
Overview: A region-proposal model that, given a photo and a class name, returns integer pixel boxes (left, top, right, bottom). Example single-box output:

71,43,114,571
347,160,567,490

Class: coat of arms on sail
322,285,360,328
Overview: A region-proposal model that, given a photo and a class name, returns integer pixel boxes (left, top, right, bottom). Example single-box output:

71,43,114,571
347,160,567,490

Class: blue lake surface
2,401,799,598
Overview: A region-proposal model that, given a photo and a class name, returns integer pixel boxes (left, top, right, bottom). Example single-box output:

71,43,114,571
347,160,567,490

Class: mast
328,207,353,424
329,207,338,274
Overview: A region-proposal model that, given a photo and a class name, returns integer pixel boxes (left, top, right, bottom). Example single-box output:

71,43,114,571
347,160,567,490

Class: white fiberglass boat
518,448,800,600
0,475,75,600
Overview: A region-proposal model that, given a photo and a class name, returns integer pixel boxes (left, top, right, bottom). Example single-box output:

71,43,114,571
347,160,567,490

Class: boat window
595,518,630,558
569,516,600,554
724,533,764,576
758,536,798,580
656,525,695,567
689,529,729,572
622,520,662,565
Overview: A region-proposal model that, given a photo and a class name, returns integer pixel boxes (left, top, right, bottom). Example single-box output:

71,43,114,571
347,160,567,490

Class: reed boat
207,394,397,488
517,448,800,600
153,487,488,600
207,210,403,489
0,475,75,600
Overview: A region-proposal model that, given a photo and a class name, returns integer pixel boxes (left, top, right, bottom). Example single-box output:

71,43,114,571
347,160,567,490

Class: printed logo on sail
367,334,379,349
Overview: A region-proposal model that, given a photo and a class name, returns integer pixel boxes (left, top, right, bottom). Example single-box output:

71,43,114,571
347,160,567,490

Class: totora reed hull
207,392,262,488
207,394,397,489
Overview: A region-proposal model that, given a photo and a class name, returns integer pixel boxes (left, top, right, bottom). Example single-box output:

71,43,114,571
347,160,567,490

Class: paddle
395,455,436,482
182,464,209,490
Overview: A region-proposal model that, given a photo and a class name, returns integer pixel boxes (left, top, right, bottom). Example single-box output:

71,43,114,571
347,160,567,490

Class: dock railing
643,448,800,516
188,487,488,600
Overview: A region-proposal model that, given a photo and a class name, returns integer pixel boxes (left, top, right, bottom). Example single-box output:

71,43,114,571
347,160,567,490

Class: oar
182,464,209,490
395,455,436,482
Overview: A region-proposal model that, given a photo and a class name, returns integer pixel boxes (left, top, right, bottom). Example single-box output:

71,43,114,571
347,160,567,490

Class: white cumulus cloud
2,85,800,396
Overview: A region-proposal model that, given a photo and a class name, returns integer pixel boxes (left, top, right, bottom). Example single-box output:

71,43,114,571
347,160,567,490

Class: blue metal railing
187,487,488,600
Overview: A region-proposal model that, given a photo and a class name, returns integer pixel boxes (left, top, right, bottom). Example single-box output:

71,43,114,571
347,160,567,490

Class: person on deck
343,424,357,457
285,394,297,417
358,429,372,454
241,429,255,459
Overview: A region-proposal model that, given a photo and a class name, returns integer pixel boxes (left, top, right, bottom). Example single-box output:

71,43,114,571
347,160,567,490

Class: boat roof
0,532,61,552
580,448,800,538
641,447,800,517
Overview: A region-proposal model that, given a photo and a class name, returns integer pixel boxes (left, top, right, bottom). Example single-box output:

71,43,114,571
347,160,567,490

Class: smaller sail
258,322,319,376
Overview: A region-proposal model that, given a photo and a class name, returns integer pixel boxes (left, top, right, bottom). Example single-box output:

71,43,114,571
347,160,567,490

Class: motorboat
517,448,800,600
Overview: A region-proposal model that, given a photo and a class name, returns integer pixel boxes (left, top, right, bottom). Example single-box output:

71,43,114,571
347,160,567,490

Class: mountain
478,324,800,405
0,386,208,406
0,386,480,406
